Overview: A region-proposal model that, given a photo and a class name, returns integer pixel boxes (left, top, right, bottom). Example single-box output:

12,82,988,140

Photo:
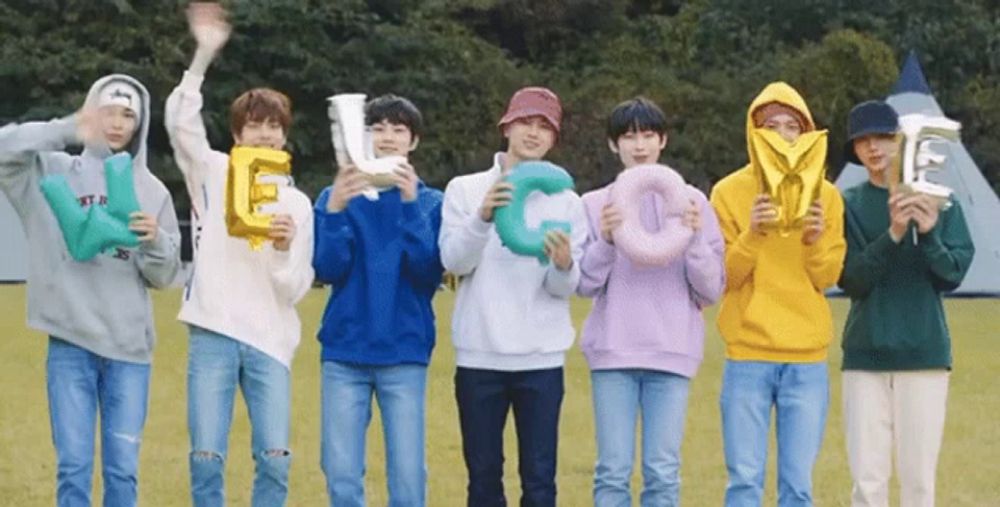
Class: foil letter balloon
750,128,828,235
40,152,140,261
493,161,575,264
327,93,406,194
893,114,960,210
225,146,292,250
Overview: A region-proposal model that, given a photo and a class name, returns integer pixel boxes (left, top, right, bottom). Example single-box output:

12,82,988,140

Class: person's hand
327,164,368,213
544,230,573,271
599,203,623,243
391,162,419,202
479,180,514,222
269,214,296,251
750,194,778,235
801,200,825,246
682,198,701,232
909,194,940,234
888,192,918,242
128,212,159,244
75,106,102,146
187,2,231,54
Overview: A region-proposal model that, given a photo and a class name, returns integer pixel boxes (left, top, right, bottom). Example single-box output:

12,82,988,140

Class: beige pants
842,370,949,507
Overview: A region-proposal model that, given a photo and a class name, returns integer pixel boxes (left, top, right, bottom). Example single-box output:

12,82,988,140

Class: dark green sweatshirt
838,182,974,370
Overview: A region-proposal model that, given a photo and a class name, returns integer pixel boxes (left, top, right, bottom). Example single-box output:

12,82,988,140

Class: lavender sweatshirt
577,184,725,377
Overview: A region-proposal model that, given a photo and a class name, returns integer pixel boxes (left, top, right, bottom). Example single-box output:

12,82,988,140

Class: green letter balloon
41,153,140,261
493,161,574,263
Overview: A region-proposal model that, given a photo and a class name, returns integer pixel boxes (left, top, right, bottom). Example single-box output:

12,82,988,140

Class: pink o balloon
610,164,693,266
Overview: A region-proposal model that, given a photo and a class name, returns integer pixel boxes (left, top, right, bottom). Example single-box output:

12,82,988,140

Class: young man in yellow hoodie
709,82,846,506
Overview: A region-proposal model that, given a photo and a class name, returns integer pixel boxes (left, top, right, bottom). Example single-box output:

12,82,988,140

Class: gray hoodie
0,74,181,363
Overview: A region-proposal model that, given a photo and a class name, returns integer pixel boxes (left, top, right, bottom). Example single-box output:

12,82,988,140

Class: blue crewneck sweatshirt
313,183,444,365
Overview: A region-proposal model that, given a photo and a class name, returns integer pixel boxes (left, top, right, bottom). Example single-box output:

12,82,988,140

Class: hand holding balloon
128,212,159,244
599,203,623,244
801,200,825,246
681,199,701,232
750,194,779,235
479,180,514,222
269,214,296,251
391,162,419,203
543,230,573,270
327,164,369,212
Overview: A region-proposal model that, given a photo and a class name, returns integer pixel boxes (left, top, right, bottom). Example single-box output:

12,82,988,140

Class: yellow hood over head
746,82,828,234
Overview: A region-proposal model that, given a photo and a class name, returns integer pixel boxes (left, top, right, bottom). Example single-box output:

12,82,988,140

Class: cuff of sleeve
55,115,79,146
589,237,617,262
468,214,492,237
868,231,901,258
401,200,423,223
316,208,349,228
138,228,170,257
919,227,945,252
271,247,293,266
180,71,205,91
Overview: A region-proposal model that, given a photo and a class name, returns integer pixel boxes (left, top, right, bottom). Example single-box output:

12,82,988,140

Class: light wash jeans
47,337,150,507
720,360,829,507
591,369,691,507
320,360,428,507
187,326,291,507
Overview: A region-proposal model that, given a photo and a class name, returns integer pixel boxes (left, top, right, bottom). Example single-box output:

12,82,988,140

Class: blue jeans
720,360,829,507
186,326,291,507
591,369,690,507
455,367,564,507
320,361,428,507
46,336,150,507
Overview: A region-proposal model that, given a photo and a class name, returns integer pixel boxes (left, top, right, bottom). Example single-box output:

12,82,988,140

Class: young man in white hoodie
164,4,314,507
0,74,181,506
439,86,588,507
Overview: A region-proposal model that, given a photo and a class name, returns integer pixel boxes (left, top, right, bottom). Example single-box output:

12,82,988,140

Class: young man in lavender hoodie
577,97,725,506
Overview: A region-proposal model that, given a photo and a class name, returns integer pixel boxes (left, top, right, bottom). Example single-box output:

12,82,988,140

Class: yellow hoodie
709,82,846,362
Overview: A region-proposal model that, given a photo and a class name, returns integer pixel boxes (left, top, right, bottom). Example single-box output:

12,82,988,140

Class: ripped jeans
187,326,292,507
46,336,150,507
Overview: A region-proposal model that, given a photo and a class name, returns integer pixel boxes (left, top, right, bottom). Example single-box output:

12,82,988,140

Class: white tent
836,52,1000,296
0,192,28,282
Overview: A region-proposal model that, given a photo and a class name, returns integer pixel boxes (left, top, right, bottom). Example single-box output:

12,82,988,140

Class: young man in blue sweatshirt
313,94,444,507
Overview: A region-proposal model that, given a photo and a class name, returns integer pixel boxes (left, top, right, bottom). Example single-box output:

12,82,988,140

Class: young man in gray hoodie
0,74,181,506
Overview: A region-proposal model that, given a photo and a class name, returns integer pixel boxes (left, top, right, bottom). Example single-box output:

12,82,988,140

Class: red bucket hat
498,86,563,134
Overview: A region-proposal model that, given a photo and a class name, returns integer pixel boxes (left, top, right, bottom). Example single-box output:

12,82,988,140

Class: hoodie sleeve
684,190,726,307
312,187,356,286
0,116,77,186
710,184,766,291
400,189,445,290
543,193,587,298
164,71,227,217
439,177,493,276
918,201,974,292
804,187,847,291
268,192,315,305
577,192,616,298
136,189,182,289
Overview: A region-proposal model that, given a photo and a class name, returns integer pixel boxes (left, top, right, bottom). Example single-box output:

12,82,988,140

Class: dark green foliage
1,0,997,210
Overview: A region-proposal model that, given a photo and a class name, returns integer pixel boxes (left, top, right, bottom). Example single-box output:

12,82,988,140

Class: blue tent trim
891,50,934,96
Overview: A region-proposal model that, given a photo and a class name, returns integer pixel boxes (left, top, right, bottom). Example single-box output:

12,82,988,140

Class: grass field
1,284,997,506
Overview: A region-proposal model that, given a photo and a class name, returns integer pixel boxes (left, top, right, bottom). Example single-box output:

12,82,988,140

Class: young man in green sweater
837,100,975,507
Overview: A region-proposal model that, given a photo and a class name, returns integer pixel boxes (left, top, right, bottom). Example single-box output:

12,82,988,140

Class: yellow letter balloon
225,146,292,250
